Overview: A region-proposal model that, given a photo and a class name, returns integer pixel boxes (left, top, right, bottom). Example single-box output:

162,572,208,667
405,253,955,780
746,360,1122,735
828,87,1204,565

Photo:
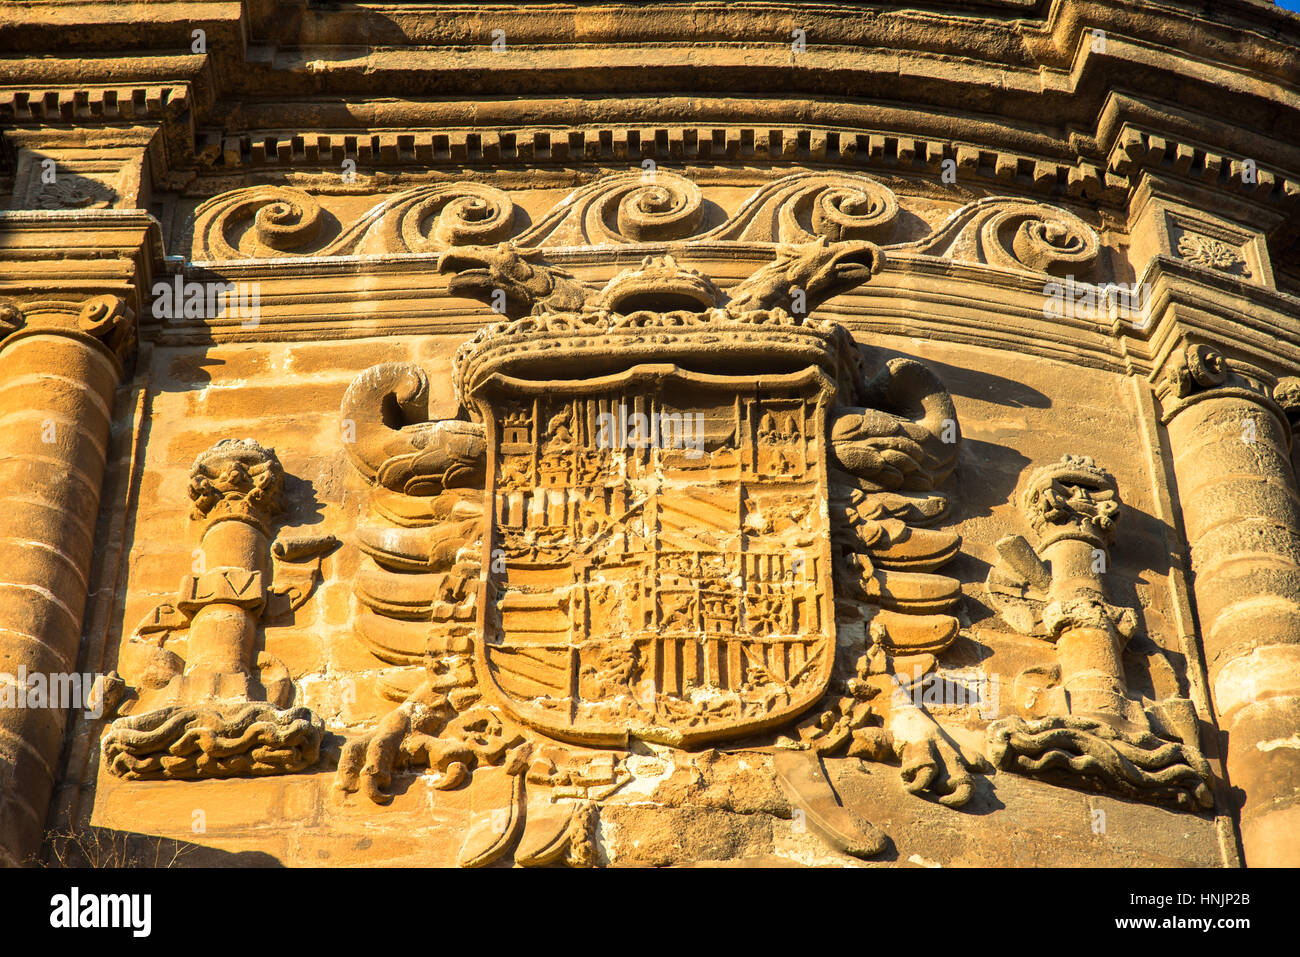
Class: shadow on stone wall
33,824,283,868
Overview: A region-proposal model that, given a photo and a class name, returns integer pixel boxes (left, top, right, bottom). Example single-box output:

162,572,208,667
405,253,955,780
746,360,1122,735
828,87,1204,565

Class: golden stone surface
1,0,1299,869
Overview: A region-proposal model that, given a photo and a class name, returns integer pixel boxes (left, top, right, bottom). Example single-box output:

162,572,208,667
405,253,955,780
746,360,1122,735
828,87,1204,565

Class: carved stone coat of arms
96,171,1215,867
327,227,989,864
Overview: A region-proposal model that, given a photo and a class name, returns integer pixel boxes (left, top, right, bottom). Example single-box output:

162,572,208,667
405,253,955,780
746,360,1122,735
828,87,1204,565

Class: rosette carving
35,173,117,210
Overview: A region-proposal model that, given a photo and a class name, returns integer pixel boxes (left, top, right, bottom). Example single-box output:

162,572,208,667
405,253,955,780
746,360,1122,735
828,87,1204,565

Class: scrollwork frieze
190,171,1102,283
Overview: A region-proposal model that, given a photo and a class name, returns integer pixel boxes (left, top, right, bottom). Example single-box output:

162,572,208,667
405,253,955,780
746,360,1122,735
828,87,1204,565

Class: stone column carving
1160,343,1300,865
985,455,1212,809
182,440,286,700
0,295,134,866
100,439,326,781
1018,456,1134,720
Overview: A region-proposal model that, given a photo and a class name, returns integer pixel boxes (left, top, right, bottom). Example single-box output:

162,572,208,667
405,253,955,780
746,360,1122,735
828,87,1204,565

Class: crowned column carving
1159,342,1300,865
985,455,1212,809
1018,456,1134,719
182,440,286,700
100,439,329,782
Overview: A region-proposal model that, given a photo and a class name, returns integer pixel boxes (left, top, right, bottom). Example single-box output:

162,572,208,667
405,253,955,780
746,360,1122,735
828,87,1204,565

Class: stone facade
1,0,1299,868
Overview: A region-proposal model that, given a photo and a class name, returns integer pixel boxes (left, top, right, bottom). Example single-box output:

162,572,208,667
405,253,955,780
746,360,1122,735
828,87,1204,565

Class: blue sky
1277,0,1300,11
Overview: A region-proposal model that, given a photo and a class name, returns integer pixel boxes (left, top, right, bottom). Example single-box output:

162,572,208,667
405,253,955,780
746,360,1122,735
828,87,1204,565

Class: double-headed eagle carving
336,238,974,864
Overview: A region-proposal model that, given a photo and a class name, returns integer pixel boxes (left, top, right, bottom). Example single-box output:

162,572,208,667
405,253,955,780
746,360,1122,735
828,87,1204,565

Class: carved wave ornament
191,171,1099,279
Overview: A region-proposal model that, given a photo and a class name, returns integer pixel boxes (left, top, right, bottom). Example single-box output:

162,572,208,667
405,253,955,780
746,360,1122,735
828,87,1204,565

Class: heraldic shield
470,364,838,747
335,237,988,841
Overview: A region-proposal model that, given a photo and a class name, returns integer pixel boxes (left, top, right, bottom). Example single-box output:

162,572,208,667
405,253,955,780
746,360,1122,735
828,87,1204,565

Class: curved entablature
4,2,1300,273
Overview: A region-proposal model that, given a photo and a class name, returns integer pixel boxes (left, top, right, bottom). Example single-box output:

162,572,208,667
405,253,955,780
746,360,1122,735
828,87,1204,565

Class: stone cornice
1133,255,1300,388
3,2,1300,189
0,210,167,320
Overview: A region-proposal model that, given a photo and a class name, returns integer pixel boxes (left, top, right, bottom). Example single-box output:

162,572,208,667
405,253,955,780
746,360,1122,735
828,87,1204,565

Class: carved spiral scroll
702,172,900,245
377,184,517,252
77,294,135,359
514,170,704,247
612,177,704,242
1184,343,1228,389
806,182,898,242
998,212,1098,276
194,186,326,261
193,184,517,260
575,171,704,243
340,362,431,481
900,197,1100,278
188,173,1101,283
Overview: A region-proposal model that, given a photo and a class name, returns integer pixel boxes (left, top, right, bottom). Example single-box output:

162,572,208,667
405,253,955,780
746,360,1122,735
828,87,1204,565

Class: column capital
1274,376,1300,437
0,209,163,329
188,438,285,535
1155,340,1290,432
0,295,136,372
